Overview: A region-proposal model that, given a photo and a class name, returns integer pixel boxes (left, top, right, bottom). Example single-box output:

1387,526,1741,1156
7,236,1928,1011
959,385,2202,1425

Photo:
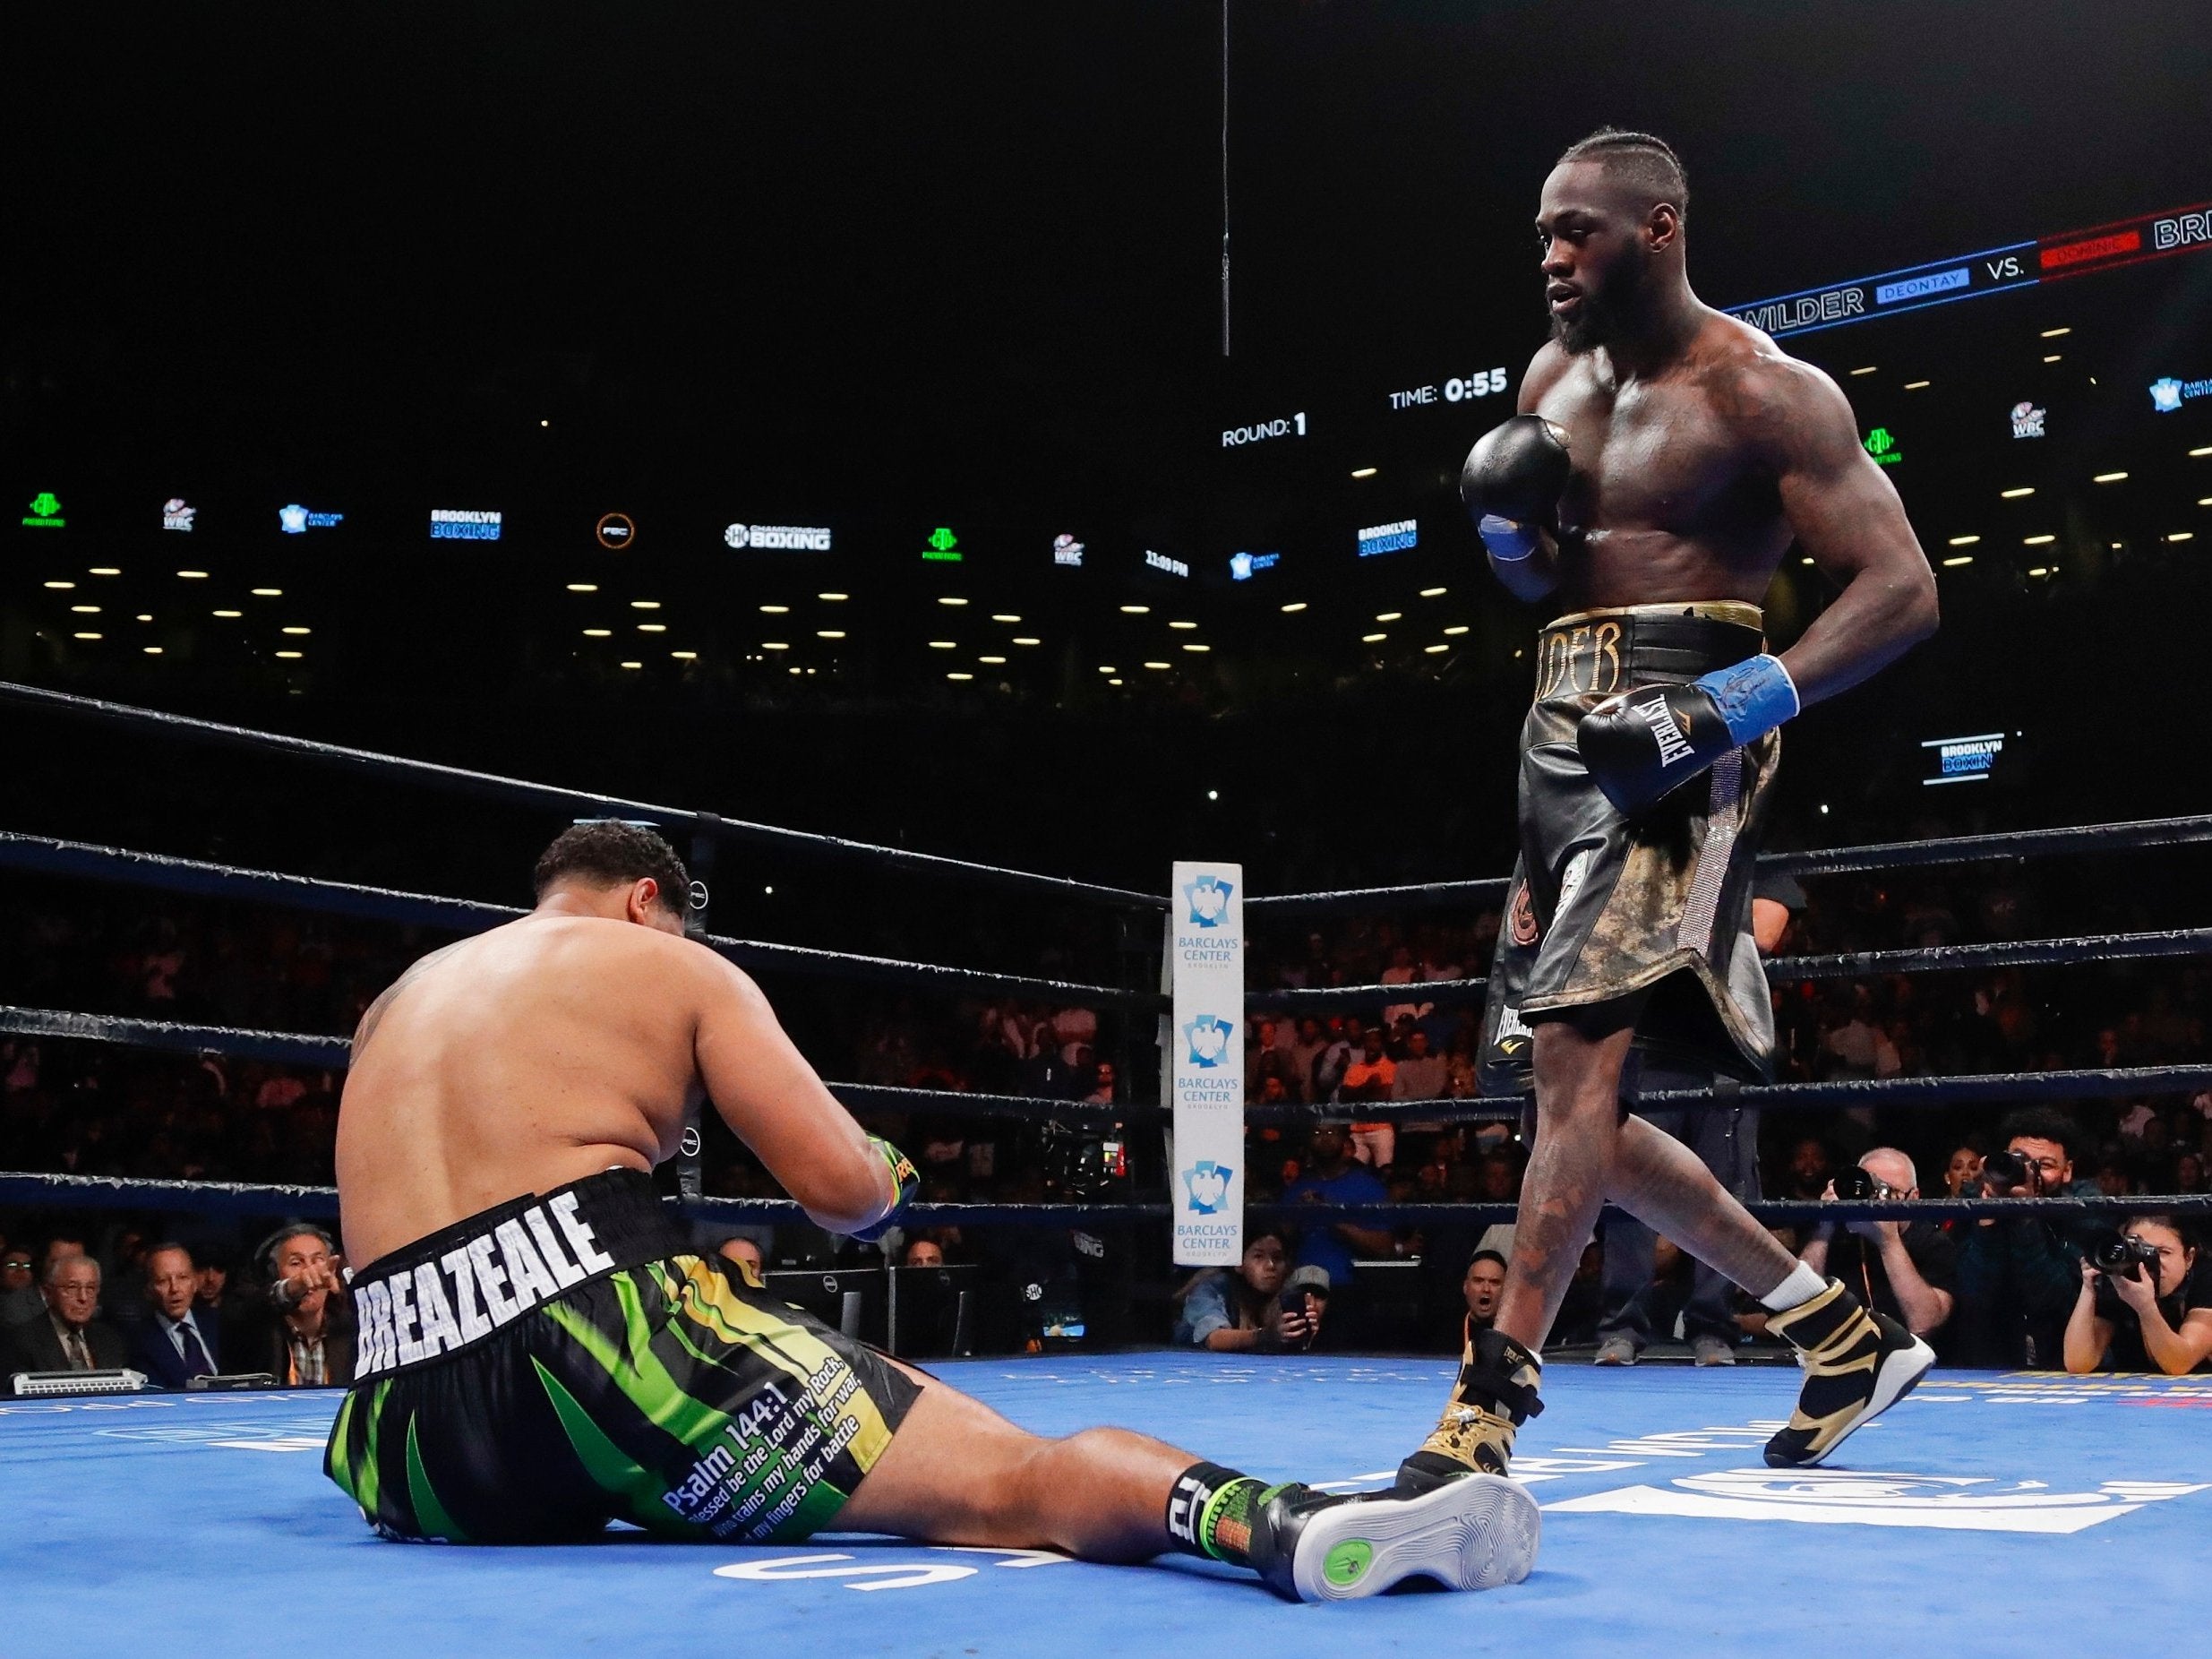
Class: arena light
929,640,956,649
2199,496,2212,507
565,583,597,593
177,570,208,579
817,630,846,640
1350,467,1378,478
1375,611,1402,623
2024,534,2057,545
1012,636,1041,646
1904,380,1931,390
89,567,121,576
2028,567,2050,577
1280,601,1307,613
275,650,304,660
620,660,641,670
2041,326,2071,338
70,605,99,614
2172,531,2198,543
1425,643,1449,654
818,591,849,601
979,654,1007,664
1848,365,1877,376
143,646,162,656
2001,486,2036,498
947,671,973,682
1444,624,1470,636
2093,471,2128,483
72,632,101,640
1419,586,1447,597
759,604,789,614
938,596,969,606
1947,535,1981,546
638,623,667,633
2191,447,2212,459
43,580,74,589
253,588,283,597
281,626,310,635
672,650,698,660
1144,661,1171,670
583,628,612,638
990,613,1021,623
1182,642,1210,653
1108,677,1123,685
762,641,790,651
212,609,243,618
2043,354,2062,364
1119,604,1150,615
1942,555,1974,567
631,599,662,609
1098,665,1117,674
1362,631,1388,642
135,613,151,622
1169,620,1197,630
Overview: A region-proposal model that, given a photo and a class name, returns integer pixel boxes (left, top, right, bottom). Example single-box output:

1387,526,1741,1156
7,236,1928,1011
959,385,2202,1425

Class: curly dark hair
1997,1105,2082,1166
532,821,690,916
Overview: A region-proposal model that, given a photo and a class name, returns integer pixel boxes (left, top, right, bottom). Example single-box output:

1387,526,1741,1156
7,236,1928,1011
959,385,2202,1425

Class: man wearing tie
0,1254,128,1377
133,1243,221,1388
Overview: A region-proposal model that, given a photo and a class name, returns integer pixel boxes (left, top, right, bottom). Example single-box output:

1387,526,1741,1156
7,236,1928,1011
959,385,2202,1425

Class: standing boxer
1398,129,1941,1493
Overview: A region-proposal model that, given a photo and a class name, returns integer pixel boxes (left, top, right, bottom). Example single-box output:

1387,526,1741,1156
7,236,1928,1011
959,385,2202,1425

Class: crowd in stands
4,848,2208,1380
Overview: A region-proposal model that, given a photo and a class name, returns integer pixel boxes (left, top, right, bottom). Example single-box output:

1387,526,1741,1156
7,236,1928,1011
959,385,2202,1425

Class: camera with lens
2088,1233,2163,1321
1978,1148,2042,1194
1832,1166,1895,1202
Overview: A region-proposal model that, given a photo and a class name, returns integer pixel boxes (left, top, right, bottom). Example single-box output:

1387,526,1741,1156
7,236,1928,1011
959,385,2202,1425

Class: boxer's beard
1551,242,1652,355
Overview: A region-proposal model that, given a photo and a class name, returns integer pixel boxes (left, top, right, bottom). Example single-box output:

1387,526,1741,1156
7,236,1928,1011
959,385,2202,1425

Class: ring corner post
1168,861,1246,1270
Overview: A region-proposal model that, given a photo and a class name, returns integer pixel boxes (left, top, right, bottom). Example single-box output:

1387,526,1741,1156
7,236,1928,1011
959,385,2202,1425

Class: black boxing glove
1461,414,1572,568
1576,654,1801,816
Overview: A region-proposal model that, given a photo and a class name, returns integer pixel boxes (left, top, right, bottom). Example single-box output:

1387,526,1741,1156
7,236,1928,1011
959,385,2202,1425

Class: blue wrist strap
1694,653,1800,745
1479,514,1540,563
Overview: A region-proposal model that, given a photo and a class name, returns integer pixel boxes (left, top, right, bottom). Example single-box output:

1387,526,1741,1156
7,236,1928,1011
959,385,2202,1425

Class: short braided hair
1556,127,1689,221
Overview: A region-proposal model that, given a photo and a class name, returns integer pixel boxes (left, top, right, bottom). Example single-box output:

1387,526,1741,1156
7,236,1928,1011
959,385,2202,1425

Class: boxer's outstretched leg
835,1364,1538,1600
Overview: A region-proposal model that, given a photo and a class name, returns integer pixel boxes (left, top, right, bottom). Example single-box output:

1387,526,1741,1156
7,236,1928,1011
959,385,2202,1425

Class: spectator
1339,1029,1399,1170
133,1243,222,1387
1942,1144,1985,1198
902,1237,946,1268
1084,1061,1117,1105
1170,1227,1323,1353
1281,1124,1397,1307
1287,1017,1330,1104
1597,1104,1761,1367
1784,1138,1832,1201
1952,1107,2098,1368
1,1254,126,1376
1798,1148,1957,1343
1391,1029,1448,1103
716,1235,767,1282
0,1245,40,1328
241,1226,355,1386
2063,1216,2212,1375
1462,1250,1507,1336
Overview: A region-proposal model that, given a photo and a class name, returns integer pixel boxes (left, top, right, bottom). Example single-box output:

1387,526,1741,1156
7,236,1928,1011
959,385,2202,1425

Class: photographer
2062,1216,2212,1376
1797,1148,1956,1341
1171,1227,1328,1353
1952,1107,2098,1368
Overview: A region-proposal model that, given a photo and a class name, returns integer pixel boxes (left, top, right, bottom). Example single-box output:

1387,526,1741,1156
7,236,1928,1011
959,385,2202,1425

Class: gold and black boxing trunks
325,1166,919,1543
1477,602,1779,1096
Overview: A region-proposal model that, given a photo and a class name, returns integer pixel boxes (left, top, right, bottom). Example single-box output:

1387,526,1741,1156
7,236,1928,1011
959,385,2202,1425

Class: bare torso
1524,309,1797,611
334,916,704,1267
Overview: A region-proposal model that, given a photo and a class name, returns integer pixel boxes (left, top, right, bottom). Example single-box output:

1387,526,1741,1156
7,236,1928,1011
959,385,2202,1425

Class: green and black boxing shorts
1478,601,1780,1098
325,1166,921,1544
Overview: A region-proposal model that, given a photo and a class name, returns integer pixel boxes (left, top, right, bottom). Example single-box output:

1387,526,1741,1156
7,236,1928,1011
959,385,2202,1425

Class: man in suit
1,1254,129,1379
131,1243,222,1388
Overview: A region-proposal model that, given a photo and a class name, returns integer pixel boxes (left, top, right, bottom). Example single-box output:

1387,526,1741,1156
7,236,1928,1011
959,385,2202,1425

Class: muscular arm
1740,355,1939,704
688,951,895,1232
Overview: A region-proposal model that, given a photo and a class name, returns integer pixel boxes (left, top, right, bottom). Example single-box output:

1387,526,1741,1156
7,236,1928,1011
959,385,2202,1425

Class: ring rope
0,831,1163,1008
0,679,1167,911
7,1171,2210,1228
0,1005,1162,1120
1248,812,2212,915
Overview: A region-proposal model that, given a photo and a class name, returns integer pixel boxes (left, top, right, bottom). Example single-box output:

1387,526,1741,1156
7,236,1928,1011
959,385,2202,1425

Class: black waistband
346,1166,686,1381
1533,608,1765,702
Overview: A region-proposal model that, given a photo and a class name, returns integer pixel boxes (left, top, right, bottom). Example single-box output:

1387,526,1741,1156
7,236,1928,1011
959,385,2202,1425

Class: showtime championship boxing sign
1167,861,1245,1267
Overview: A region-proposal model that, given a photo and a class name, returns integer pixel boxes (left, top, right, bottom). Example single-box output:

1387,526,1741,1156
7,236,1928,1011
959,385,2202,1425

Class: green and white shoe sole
1290,1473,1540,1603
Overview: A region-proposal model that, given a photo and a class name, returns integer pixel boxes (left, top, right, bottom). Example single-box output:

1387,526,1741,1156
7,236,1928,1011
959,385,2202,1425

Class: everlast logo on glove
351,1191,620,1377
1633,695,1697,768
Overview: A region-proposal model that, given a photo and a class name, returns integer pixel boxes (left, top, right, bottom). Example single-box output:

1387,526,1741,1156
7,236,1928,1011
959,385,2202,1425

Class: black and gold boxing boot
1394,1326,1545,1494
1244,1476,1540,1602
1762,1276,1935,1467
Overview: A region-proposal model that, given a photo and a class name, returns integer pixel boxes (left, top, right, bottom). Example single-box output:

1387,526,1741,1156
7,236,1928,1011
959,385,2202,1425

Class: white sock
1760,1261,1826,1313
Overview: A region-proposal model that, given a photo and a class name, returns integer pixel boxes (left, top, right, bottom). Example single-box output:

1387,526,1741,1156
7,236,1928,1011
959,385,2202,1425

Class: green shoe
1247,1476,1541,1602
